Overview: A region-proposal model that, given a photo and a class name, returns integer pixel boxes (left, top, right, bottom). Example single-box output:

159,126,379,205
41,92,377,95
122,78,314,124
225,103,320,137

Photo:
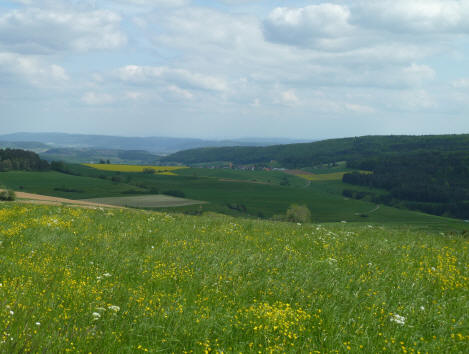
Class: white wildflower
390,313,406,325
297,223,301,226
327,258,337,265
108,305,120,312
35,322,41,326
9,310,14,316
420,306,425,311
341,220,347,223
96,307,106,312
92,312,101,320
103,273,112,277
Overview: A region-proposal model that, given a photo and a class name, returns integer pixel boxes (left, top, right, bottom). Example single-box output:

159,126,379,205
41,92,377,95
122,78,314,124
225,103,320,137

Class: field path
9,191,124,209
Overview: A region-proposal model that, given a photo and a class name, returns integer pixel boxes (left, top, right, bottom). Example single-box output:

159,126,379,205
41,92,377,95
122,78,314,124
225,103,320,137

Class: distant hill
40,148,161,165
0,133,308,155
162,134,469,167
0,141,50,153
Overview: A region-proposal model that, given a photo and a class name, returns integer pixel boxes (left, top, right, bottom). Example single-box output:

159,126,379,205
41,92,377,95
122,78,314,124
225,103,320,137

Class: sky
1,0,469,140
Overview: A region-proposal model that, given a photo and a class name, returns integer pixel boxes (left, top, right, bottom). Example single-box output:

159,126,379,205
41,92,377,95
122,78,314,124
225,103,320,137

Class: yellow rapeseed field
83,163,187,174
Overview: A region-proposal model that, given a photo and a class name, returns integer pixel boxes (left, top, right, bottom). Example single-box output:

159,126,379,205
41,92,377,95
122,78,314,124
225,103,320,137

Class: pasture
0,203,467,352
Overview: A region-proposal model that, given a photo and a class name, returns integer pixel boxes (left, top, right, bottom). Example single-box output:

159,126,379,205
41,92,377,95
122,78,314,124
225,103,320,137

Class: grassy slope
0,203,467,352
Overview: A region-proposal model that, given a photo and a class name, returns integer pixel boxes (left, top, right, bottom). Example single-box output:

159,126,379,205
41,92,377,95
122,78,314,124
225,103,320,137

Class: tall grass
0,204,467,352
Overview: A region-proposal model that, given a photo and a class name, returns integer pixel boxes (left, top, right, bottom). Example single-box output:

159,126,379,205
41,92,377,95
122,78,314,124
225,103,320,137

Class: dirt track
10,191,124,209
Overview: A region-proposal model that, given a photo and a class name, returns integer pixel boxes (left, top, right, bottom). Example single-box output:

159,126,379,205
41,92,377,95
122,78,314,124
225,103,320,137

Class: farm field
0,166,467,231
0,203,467,352
84,194,207,208
0,171,146,199
84,164,187,175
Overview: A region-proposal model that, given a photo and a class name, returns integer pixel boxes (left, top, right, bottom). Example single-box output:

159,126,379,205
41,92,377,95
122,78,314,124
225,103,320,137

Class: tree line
0,148,50,171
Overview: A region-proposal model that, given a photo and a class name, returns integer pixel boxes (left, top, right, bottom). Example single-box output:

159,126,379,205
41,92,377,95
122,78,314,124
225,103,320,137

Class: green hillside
1,166,466,230
163,134,469,167
0,203,467,352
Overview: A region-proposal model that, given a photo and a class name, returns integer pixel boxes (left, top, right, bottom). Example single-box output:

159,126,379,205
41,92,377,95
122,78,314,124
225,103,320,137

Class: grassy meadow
0,203,468,352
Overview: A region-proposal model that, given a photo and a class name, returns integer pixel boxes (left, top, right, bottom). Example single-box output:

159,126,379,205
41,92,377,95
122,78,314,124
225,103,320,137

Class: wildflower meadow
0,203,467,352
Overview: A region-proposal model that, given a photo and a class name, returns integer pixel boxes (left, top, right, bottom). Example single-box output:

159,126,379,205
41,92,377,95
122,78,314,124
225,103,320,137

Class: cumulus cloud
0,52,68,86
0,8,126,54
263,4,354,50
117,65,228,92
354,0,469,34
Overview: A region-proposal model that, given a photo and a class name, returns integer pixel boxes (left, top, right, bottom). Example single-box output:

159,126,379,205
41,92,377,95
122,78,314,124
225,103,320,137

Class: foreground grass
0,204,468,352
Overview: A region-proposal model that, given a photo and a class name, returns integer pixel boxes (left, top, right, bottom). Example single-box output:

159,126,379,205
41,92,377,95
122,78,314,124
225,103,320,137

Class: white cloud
167,85,193,100
281,90,300,106
402,64,436,85
355,0,469,34
0,8,126,54
0,51,68,86
82,91,114,105
125,91,145,100
117,65,228,92
263,4,354,50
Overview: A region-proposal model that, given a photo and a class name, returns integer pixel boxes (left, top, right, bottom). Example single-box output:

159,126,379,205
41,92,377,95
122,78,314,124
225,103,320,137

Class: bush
142,168,156,174
0,189,16,201
285,204,311,223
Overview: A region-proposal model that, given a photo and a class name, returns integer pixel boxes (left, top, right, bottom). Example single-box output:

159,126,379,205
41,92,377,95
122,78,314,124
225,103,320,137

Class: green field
0,171,146,199
0,166,467,231
0,203,467,352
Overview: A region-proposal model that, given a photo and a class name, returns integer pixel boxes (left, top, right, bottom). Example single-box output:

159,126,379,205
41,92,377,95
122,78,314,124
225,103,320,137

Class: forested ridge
343,151,469,219
163,134,469,167
0,148,49,171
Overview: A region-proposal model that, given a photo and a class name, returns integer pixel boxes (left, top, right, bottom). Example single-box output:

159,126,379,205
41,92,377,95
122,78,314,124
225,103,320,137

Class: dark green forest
343,151,469,219
163,134,469,168
0,148,49,171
